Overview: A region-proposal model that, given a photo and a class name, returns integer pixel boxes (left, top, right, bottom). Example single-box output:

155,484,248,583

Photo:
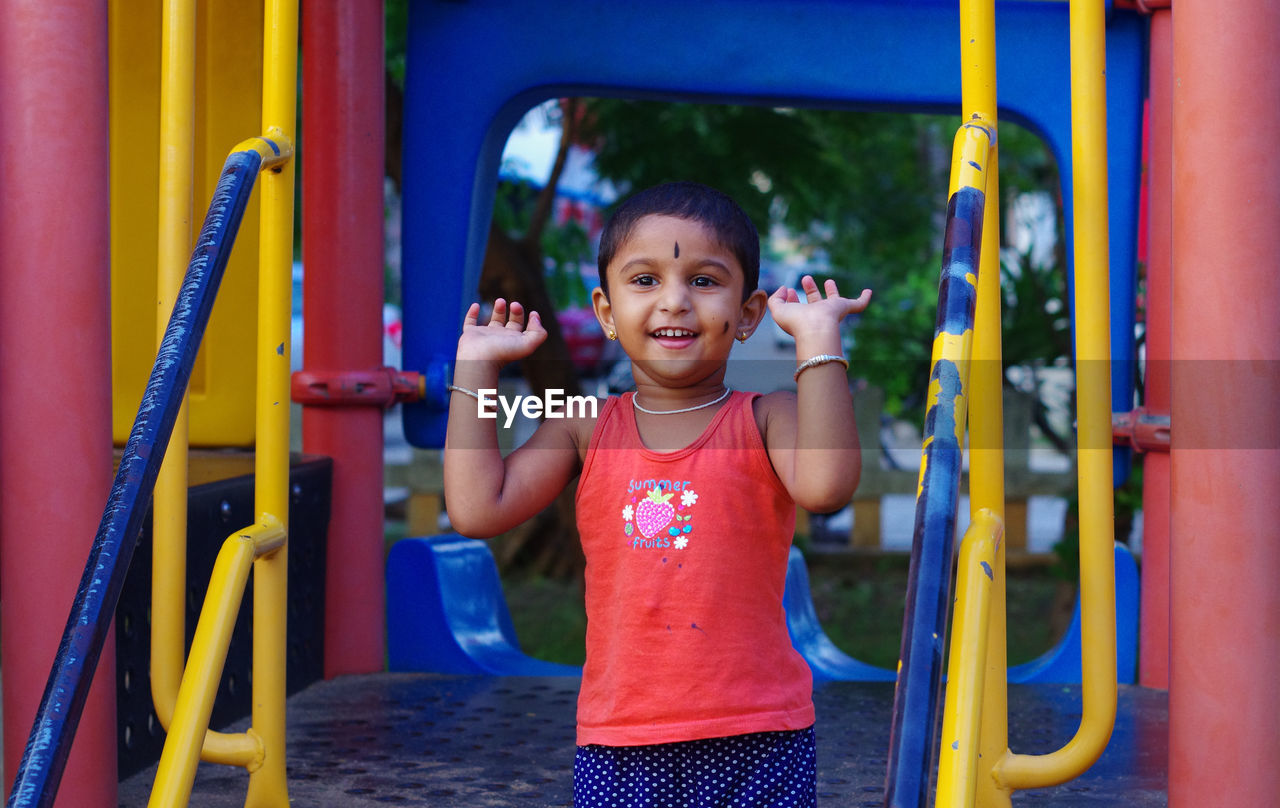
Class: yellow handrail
992,0,1117,787
147,0,298,804
954,1,1013,805
152,0,258,764
148,519,286,806
147,136,294,808
936,0,1117,803
151,1,277,767
936,510,1004,808
245,0,299,802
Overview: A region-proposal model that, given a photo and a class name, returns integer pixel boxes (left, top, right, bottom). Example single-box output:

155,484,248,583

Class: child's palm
768,276,872,337
457,299,547,364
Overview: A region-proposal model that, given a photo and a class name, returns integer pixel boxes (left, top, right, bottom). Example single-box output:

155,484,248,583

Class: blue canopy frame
401,0,1145,458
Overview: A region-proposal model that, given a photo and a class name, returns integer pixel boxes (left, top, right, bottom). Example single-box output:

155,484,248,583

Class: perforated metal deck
117,676,1167,806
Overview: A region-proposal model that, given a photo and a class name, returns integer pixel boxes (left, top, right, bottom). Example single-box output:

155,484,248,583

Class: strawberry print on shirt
622,479,697,550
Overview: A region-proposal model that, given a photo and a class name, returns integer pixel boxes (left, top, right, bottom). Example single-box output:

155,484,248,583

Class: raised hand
456,298,548,366
767,275,872,342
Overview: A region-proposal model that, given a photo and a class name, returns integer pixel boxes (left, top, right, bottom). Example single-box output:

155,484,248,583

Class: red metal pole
1139,7,1172,691
0,2,118,804
300,0,388,676
1170,1,1280,805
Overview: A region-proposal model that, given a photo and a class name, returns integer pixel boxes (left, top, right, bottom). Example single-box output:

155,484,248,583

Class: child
444,181,871,807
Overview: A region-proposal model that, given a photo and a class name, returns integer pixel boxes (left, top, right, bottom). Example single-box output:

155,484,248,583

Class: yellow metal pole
993,0,1116,789
972,156,1011,808
936,510,1003,808
245,0,298,803
146,134,294,806
151,1,276,768
147,523,285,807
151,0,195,737
954,1,1012,805
959,0,997,121
147,527,270,804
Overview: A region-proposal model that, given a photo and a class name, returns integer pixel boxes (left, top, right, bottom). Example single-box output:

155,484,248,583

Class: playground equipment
386,539,1138,686
3,0,299,804
386,536,581,676
1,0,1277,806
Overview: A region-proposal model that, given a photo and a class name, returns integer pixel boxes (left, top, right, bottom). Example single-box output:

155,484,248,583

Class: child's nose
658,284,691,313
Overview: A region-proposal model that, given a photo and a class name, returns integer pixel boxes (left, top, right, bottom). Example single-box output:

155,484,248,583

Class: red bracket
1112,407,1171,453
291,368,425,408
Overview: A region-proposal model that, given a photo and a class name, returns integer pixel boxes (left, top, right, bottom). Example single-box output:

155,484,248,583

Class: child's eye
691,276,718,288
632,275,657,287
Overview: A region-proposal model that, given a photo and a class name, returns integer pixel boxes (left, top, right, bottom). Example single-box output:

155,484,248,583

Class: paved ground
118,675,1167,807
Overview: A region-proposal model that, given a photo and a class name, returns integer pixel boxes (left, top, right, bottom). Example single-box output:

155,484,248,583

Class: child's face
592,215,767,388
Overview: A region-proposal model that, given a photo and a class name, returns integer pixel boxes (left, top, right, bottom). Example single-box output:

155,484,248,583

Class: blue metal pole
884,183,985,808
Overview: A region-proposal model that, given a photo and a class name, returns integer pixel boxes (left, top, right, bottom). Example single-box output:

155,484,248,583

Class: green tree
581,100,1072,428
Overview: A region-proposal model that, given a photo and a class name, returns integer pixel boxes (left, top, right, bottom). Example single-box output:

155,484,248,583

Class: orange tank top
574,391,814,746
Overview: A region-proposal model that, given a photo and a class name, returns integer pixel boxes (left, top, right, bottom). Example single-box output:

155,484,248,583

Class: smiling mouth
651,328,698,338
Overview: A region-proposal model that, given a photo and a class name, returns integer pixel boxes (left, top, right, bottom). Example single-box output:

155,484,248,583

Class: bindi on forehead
674,241,680,258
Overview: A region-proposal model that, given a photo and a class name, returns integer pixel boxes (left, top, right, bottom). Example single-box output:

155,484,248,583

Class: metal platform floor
118,675,1167,807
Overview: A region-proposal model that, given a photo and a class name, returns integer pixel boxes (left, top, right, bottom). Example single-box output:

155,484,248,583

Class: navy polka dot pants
573,726,817,807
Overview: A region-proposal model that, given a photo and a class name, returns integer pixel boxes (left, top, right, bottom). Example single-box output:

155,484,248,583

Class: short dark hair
596,181,760,301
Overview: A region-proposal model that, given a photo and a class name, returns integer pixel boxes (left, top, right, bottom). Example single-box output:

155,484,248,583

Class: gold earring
737,331,748,343
607,329,617,341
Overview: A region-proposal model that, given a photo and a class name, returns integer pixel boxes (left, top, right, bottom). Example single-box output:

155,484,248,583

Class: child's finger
801,274,822,302
824,278,841,299
490,298,508,326
523,312,549,349
526,310,547,336
837,289,872,316
768,286,795,313
506,301,527,329
463,302,481,327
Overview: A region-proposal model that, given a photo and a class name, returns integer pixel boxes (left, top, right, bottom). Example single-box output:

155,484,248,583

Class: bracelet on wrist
446,383,481,400
793,354,849,381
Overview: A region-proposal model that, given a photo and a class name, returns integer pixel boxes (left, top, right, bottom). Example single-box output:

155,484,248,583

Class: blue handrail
6,147,268,808
883,181,986,808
